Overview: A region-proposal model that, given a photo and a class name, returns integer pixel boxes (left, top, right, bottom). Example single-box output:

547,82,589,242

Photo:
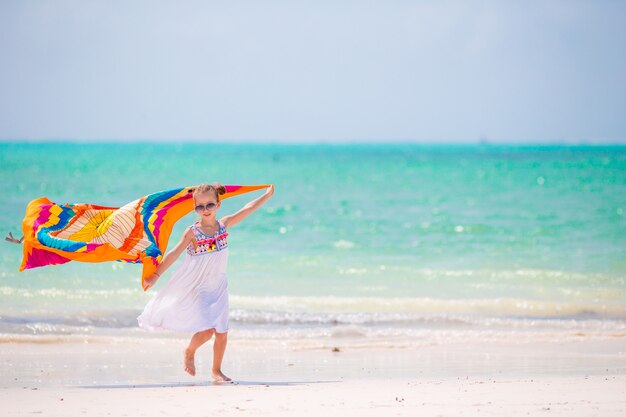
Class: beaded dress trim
186,220,228,256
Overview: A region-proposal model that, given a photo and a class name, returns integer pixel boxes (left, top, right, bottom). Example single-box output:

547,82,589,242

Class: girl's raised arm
221,185,274,229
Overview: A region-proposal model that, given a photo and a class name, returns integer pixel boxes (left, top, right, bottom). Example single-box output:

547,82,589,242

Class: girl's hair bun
193,183,227,201
214,183,227,196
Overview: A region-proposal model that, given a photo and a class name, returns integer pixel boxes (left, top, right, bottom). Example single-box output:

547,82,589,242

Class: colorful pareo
18,184,269,290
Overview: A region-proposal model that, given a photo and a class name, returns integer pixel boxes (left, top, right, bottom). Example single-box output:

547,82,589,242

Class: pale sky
1,0,625,143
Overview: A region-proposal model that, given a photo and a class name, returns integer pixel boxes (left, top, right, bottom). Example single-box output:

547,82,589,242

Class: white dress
137,220,230,334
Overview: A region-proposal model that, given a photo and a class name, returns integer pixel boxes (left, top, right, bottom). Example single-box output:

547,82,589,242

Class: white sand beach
1,334,625,416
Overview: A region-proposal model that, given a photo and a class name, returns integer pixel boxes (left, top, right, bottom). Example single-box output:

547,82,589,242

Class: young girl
137,183,274,382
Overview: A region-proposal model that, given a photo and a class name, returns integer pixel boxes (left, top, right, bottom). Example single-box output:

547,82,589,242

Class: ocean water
0,142,625,343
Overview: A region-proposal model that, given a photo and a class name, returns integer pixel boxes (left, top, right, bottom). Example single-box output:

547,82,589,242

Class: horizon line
1,137,625,146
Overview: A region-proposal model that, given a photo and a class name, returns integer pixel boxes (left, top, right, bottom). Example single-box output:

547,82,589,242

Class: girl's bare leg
184,329,215,376
212,331,231,381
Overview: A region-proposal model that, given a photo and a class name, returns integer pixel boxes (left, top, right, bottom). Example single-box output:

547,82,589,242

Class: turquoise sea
0,143,625,343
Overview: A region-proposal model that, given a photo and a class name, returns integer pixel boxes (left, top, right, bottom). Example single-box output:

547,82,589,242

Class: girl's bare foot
184,349,196,376
212,369,232,382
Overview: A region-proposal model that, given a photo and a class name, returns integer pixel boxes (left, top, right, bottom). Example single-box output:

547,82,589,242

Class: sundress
137,219,230,333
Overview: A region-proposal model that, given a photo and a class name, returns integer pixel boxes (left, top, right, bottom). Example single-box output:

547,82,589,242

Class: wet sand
1,334,625,416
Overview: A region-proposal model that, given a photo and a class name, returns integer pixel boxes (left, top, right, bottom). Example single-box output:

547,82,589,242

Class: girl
137,183,274,382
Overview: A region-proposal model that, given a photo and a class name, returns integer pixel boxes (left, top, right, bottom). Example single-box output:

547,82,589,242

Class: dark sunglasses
195,203,217,212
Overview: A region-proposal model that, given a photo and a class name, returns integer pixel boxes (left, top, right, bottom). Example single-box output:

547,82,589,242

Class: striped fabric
19,184,269,290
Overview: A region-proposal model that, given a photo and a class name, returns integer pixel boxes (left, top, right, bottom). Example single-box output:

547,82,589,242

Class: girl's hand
144,273,160,290
222,184,275,229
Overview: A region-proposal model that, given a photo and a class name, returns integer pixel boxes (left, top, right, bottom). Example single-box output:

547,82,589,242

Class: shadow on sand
76,380,340,389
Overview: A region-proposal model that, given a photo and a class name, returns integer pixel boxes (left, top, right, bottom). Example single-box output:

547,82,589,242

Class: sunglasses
195,203,218,212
